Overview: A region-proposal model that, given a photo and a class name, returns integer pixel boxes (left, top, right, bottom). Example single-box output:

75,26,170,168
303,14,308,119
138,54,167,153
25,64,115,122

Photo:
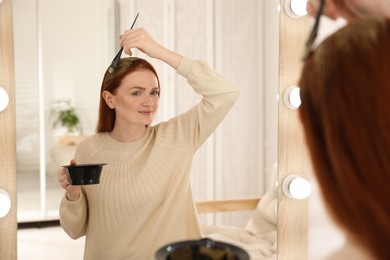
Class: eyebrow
129,86,159,91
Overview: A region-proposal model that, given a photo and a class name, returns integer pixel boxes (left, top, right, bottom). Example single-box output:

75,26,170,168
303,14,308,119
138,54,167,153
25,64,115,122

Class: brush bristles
108,66,115,74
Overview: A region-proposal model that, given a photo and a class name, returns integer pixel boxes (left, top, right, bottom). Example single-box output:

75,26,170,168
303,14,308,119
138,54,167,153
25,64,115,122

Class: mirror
13,0,115,222
12,0,279,258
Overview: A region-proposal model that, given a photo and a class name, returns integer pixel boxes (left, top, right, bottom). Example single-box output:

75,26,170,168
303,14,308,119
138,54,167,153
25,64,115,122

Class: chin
144,120,153,126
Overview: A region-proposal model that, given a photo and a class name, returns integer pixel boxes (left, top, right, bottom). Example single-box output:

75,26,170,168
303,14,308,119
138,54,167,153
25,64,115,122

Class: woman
299,17,390,259
58,28,240,259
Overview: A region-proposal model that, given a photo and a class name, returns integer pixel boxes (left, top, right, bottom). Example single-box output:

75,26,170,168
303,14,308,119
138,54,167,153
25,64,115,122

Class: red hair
96,57,160,133
299,17,390,259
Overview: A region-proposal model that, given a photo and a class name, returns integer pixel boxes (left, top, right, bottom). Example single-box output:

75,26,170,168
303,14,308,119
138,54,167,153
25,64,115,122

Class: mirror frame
277,0,312,259
0,0,17,258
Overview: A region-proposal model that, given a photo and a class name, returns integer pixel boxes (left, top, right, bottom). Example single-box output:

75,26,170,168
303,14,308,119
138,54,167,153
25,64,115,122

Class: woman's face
109,69,160,128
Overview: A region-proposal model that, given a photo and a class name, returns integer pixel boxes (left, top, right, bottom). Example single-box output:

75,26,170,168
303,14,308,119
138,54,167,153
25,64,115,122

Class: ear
102,90,115,109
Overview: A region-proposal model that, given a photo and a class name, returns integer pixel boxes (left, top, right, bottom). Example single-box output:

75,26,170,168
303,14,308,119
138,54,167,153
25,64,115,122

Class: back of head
299,17,390,259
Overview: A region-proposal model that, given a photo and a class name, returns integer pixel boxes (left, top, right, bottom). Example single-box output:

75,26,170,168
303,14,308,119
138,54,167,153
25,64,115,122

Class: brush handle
108,13,140,72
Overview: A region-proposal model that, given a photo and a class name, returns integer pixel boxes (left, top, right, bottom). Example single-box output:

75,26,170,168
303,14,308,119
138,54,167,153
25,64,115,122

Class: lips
139,110,154,116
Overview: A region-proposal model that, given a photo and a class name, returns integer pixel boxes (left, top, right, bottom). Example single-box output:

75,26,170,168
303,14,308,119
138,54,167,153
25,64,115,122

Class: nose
142,95,154,107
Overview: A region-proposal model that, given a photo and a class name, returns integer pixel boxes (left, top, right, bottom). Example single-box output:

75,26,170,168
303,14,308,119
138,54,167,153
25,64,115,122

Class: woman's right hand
58,159,81,201
120,28,164,59
307,0,390,21
120,28,183,69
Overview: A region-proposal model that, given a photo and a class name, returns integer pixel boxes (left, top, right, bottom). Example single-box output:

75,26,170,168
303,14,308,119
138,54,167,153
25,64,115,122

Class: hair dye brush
108,13,139,73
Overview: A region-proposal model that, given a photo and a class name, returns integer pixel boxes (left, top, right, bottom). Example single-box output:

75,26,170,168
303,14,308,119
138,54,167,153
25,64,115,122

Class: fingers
57,160,81,201
119,27,166,60
58,169,70,189
306,0,319,17
307,0,340,20
122,27,145,40
307,0,369,21
338,0,390,20
332,0,361,20
58,159,76,189
121,28,144,55
118,33,132,55
120,28,160,57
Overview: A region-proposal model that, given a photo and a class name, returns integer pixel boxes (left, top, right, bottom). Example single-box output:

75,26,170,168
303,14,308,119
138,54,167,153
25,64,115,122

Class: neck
109,124,147,143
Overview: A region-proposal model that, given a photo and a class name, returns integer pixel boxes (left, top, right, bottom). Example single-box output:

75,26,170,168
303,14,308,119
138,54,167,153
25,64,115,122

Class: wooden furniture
278,1,312,259
196,197,260,214
195,194,277,260
0,0,17,258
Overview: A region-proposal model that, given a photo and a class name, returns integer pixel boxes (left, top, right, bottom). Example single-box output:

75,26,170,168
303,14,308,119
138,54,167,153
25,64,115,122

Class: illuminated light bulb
285,0,308,18
284,85,301,109
0,189,11,218
283,174,312,199
0,87,9,112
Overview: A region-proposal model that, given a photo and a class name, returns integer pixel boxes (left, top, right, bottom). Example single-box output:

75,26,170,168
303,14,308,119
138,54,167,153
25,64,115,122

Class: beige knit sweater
59,57,240,260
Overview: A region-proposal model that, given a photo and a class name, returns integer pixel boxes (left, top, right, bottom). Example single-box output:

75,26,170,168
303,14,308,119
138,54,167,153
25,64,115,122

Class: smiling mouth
139,111,154,116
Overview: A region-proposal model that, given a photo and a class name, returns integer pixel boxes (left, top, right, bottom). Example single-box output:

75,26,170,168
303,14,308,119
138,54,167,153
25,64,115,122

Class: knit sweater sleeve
161,57,240,150
59,188,88,239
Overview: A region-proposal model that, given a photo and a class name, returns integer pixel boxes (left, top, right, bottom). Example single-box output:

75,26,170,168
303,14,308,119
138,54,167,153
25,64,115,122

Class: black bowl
63,163,107,185
155,238,249,260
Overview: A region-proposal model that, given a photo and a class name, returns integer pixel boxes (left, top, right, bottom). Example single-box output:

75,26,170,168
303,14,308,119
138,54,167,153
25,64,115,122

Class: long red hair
299,17,390,259
96,57,160,133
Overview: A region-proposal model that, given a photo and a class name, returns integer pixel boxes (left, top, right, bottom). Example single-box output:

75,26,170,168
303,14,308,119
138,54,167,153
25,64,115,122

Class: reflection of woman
58,28,240,259
299,18,390,259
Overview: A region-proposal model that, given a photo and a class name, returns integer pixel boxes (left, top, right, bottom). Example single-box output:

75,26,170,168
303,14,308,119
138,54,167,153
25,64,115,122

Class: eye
131,91,141,96
151,90,160,96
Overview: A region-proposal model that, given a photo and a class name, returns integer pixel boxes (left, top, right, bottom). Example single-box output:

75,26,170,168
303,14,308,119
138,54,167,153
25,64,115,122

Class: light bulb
0,189,11,218
0,87,9,112
283,174,312,199
284,85,301,109
285,0,308,18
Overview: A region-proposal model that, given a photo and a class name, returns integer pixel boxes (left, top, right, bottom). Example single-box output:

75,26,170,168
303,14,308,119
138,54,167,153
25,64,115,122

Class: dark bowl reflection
63,163,107,185
155,238,249,260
